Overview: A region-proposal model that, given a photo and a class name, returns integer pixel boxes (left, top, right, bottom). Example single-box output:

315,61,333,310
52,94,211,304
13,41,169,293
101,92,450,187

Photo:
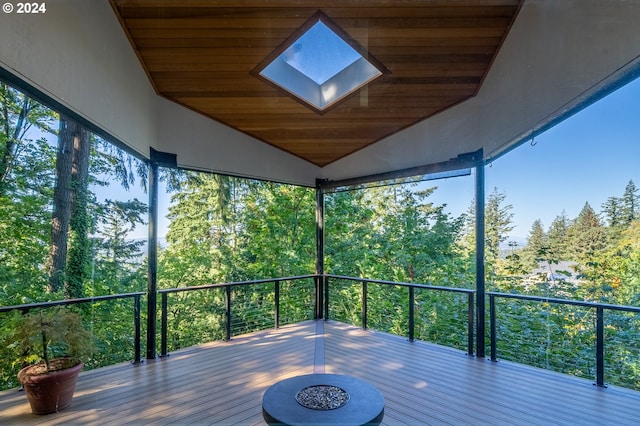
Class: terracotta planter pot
17,361,83,415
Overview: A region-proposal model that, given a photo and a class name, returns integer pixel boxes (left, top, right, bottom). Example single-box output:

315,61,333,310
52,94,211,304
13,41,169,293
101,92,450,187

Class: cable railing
324,275,476,355
2,277,639,391
488,292,640,387
0,292,145,364
157,275,316,356
155,274,476,357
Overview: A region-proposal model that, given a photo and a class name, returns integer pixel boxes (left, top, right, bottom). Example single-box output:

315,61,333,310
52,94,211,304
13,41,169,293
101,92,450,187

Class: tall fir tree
547,211,570,261
621,180,639,226
568,202,607,263
602,196,624,228
47,117,91,298
93,199,147,294
524,219,548,269
485,188,515,264
161,172,237,286
462,188,514,281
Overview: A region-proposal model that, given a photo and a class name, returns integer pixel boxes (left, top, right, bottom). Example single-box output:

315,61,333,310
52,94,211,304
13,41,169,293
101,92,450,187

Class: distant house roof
532,261,578,282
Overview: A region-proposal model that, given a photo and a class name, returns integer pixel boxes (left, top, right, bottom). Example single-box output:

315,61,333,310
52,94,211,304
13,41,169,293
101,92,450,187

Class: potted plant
12,306,91,415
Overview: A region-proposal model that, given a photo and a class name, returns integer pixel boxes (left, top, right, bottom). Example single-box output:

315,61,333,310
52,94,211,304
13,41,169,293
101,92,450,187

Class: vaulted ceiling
110,0,522,167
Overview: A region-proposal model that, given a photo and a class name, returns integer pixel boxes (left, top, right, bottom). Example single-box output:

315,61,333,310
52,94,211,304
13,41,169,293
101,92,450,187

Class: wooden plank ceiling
110,1,522,167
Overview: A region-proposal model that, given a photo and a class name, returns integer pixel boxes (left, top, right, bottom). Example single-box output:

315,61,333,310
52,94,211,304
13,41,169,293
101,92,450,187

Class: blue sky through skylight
283,21,361,84
259,17,381,111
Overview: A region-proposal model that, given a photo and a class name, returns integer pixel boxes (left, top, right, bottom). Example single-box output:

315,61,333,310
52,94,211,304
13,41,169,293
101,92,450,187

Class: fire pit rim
262,373,384,426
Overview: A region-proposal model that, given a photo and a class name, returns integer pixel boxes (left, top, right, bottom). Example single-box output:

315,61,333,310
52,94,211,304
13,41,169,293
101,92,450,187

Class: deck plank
1,320,638,425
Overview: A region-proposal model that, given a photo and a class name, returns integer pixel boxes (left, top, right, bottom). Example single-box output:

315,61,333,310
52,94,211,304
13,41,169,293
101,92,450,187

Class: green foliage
278,279,315,325
547,212,570,260
0,103,56,304
326,181,467,286
568,202,608,263
327,278,473,351
163,289,227,351
461,188,514,284
156,172,316,351
7,307,92,371
91,199,147,295
414,290,471,350
621,180,639,225
160,173,238,285
522,219,548,269
66,179,90,299
0,85,149,389
493,300,595,377
488,182,640,388
239,181,315,278
484,188,515,265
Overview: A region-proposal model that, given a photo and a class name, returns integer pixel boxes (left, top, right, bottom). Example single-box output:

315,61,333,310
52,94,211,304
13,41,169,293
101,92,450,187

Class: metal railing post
362,281,368,330
147,158,159,360
490,294,497,361
274,280,280,329
467,292,475,356
133,294,141,363
324,275,329,320
161,292,168,357
225,285,232,341
596,306,605,387
409,286,415,342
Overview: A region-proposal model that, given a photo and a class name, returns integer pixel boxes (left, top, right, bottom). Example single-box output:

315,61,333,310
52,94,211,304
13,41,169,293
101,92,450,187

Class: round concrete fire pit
262,374,384,426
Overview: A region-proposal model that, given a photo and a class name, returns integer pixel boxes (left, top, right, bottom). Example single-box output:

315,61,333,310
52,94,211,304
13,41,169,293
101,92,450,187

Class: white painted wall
156,98,319,185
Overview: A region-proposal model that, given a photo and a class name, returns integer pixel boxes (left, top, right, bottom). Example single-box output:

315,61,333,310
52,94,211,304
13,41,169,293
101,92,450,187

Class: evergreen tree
160,172,237,286
324,187,377,277
326,181,465,285
461,188,514,281
240,181,314,279
614,220,640,305
93,199,147,294
485,188,515,265
621,180,639,226
501,240,528,290
547,211,570,260
602,196,624,228
47,117,91,298
568,202,607,263
524,219,547,269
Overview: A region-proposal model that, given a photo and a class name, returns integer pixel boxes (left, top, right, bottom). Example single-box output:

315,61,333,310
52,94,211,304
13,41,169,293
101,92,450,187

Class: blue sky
284,21,360,84
429,76,640,241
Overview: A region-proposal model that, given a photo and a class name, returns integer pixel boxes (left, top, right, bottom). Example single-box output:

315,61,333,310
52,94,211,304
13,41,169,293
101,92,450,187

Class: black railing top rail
158,274,317,295
487,291,640,313
0,292,146,314
325,274,475,295
0,292,145,364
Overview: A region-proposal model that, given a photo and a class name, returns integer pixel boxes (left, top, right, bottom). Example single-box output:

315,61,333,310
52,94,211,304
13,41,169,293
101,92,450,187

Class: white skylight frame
254,12,387,113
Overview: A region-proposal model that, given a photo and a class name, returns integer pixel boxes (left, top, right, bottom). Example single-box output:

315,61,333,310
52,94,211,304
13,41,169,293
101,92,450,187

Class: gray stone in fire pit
296,385,350,410
262,374,384,426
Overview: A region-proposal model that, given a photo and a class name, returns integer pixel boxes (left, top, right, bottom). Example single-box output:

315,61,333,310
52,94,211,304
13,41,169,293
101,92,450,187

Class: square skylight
256,13,386,113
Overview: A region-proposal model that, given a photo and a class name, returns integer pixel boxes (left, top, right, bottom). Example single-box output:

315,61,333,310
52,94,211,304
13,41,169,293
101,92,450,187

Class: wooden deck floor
1,320,639,425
